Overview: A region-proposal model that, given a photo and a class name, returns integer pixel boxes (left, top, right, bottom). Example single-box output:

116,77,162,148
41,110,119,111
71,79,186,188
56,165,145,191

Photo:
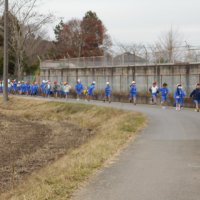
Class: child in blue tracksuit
30,83,34,95
30,82,38,96
129,81,137,105
40,80,46,97
25,81,30,95
103,82,111,103
87,81,95,101
20,81,26,94
159,83,169,109
45,81,51,97
34,82,39,95
190,83,200,112
75,79,84,100
13,80,17,94
174,84,186,111
17,81,21,94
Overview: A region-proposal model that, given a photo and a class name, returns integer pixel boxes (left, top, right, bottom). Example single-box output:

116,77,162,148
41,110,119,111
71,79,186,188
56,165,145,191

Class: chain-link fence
40,48,200,70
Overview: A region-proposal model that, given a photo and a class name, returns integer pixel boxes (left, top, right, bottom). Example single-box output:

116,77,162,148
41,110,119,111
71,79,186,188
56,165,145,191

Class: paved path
71,101,200,200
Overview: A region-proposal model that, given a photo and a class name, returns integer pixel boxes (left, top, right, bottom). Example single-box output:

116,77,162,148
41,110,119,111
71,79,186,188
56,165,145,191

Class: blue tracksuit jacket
130,84,137,97
174,88,186,104
105,85,111,97
75,83,84,95
88,84,95,96
160,87,169,101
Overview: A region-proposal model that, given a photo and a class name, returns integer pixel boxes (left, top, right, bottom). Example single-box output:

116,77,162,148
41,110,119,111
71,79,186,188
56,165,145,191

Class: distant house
113,52,146,66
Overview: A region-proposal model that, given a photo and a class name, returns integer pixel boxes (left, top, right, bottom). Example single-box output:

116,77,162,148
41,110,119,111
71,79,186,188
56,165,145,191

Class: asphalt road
71,101,200,200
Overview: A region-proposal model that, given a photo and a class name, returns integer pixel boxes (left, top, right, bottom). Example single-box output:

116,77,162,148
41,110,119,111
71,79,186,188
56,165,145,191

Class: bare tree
115,42,143,55
114,42,147,65
153,27,184,63
8,0,53,79
149,44,166,64
101,34,112,54
24,30,53,65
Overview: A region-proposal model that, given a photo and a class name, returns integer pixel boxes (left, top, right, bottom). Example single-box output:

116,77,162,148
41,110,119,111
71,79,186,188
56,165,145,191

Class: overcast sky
39,0,200,47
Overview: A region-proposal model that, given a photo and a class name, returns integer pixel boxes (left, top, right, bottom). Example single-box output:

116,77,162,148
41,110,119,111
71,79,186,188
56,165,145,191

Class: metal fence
40,48,200,69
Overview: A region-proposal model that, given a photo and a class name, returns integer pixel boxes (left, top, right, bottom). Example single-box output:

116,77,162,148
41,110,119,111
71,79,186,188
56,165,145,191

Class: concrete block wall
40,63,200,96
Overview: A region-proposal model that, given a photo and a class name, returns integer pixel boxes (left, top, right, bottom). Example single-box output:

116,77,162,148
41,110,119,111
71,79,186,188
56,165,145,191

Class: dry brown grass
0,97,146,200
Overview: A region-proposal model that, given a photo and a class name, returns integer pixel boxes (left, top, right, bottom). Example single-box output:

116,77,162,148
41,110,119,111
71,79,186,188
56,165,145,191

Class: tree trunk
15,51,23,80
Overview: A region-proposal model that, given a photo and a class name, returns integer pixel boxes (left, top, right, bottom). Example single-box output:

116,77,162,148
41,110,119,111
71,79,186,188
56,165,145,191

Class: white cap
77,79,81,83
106,82,110,85
42,80,45,83
132,81,136,84
92,81,96,84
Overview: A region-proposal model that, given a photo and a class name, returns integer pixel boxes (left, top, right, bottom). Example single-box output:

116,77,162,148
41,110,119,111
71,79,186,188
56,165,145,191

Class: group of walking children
32,79,97,101
148,81,200,112
1,79,200,112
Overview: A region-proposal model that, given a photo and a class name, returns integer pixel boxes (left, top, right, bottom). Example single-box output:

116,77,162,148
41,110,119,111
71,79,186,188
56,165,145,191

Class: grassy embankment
0,97,146,200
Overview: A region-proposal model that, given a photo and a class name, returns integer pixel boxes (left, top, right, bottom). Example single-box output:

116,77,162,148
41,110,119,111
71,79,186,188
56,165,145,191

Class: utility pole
3,0,9,103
